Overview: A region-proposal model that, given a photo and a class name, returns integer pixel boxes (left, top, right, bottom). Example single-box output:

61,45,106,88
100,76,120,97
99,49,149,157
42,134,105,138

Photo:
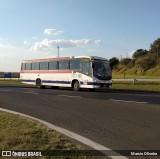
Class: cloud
87,49,96,52
0,53,9,58
23,40,30,45
44,29,64,35
127,51,135,58
0,43,13,48
32,37,38,40
31,38,102,51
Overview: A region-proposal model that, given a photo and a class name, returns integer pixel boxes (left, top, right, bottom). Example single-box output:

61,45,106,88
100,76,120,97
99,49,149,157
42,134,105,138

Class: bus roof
73,56,107,60
22,55,108,63
22,57,70,62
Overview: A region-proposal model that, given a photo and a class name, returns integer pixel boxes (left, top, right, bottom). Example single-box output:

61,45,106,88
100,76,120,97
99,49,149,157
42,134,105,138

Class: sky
0,0,160,71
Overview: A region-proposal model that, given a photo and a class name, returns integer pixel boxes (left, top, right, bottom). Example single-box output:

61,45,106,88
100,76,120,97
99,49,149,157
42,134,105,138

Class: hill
110,38,160,78
112,65,160,78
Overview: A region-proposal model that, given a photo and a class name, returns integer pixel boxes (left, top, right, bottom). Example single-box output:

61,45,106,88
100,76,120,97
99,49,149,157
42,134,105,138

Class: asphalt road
0,85,160,158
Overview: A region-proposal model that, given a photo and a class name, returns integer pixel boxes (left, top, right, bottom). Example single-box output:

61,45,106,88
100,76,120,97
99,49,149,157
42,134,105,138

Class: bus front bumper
91,82,112,89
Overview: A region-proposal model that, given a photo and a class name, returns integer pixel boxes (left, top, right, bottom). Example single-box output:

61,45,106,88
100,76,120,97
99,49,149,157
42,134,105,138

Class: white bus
20,56,112,91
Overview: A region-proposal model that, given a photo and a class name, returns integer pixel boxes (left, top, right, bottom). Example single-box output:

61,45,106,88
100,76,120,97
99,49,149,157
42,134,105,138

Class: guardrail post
124,73,126,79
133,79,136,85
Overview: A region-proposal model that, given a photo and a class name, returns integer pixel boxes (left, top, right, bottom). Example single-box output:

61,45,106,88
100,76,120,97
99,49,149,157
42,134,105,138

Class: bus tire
73,80,80,91
36,78,44,89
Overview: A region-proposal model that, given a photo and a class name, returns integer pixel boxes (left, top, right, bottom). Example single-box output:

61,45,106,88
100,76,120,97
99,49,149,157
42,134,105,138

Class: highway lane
0,85,160,105
0,85,160,157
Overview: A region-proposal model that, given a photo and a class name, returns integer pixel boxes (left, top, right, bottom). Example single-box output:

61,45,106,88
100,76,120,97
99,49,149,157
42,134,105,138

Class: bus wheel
73,80,80,91
36,79,43,89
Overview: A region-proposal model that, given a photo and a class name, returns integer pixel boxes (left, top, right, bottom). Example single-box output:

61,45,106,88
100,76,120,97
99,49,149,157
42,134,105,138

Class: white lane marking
0,89,12,92
0,108,127,159
57,95,82,98
24,92,40,95
109,99,147,104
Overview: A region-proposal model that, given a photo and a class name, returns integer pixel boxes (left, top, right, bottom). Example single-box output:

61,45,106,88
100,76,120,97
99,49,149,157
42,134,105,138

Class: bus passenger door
82,61,90,76
81,61,92,86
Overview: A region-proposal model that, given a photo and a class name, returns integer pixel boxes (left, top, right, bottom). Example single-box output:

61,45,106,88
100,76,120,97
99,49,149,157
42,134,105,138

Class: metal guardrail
0,78,20,81
112,78,160,84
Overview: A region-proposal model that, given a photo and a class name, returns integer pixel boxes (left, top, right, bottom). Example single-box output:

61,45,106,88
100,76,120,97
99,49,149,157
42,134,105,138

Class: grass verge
0,80,33,87
0,111,90,159
112,84,160,92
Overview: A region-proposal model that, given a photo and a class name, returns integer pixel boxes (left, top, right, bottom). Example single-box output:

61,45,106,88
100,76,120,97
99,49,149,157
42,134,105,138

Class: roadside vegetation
0,79,33,87
0,111,91,159
112,84,160,92
109,38,160,78
0,79,160,92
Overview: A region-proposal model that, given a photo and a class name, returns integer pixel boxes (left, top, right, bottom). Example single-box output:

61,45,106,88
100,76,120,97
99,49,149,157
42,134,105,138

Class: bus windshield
93,60,112,80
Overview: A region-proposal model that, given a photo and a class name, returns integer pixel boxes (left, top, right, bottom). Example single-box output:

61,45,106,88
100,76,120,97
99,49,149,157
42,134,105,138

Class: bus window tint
26,63,31,70
70,60,80,70
40,62,48,70
82,62,90,75
32,62,39,70
21,63,26,70
59,60,69,70
49,61,58,70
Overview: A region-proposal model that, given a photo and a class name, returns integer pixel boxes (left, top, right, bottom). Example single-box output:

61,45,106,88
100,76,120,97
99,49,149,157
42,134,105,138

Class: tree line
109,38,160,71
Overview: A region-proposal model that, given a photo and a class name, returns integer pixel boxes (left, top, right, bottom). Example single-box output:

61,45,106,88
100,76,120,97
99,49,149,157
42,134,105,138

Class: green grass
112,84,160,92
0,112,90,159
0,79,160,93
0,79,33,87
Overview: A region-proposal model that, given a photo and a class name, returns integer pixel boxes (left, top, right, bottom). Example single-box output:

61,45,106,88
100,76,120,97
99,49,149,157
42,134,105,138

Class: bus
20,56,112,91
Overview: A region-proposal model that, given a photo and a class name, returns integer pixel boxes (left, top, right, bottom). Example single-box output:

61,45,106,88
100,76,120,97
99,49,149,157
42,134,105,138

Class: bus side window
49,61,58,70
32,62,40,70
70,60,80,70
82,62,90,75
26,63,32,70
21,63,26,70
59,60,69,70
40,62,48,70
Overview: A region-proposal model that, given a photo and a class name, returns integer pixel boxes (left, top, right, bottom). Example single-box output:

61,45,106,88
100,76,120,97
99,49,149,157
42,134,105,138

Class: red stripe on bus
20,70,72,73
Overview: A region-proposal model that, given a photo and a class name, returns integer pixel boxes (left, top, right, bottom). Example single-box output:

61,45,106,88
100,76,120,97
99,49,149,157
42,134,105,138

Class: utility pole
57,46,59,58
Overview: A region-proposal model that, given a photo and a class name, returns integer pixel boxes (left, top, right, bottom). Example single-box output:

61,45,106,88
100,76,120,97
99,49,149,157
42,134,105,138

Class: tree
119,58,134,68
132,49,148,59
109,57,119,70
119,58,132,65
135,54,157,70
149,38,160,65
150,38,160,51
